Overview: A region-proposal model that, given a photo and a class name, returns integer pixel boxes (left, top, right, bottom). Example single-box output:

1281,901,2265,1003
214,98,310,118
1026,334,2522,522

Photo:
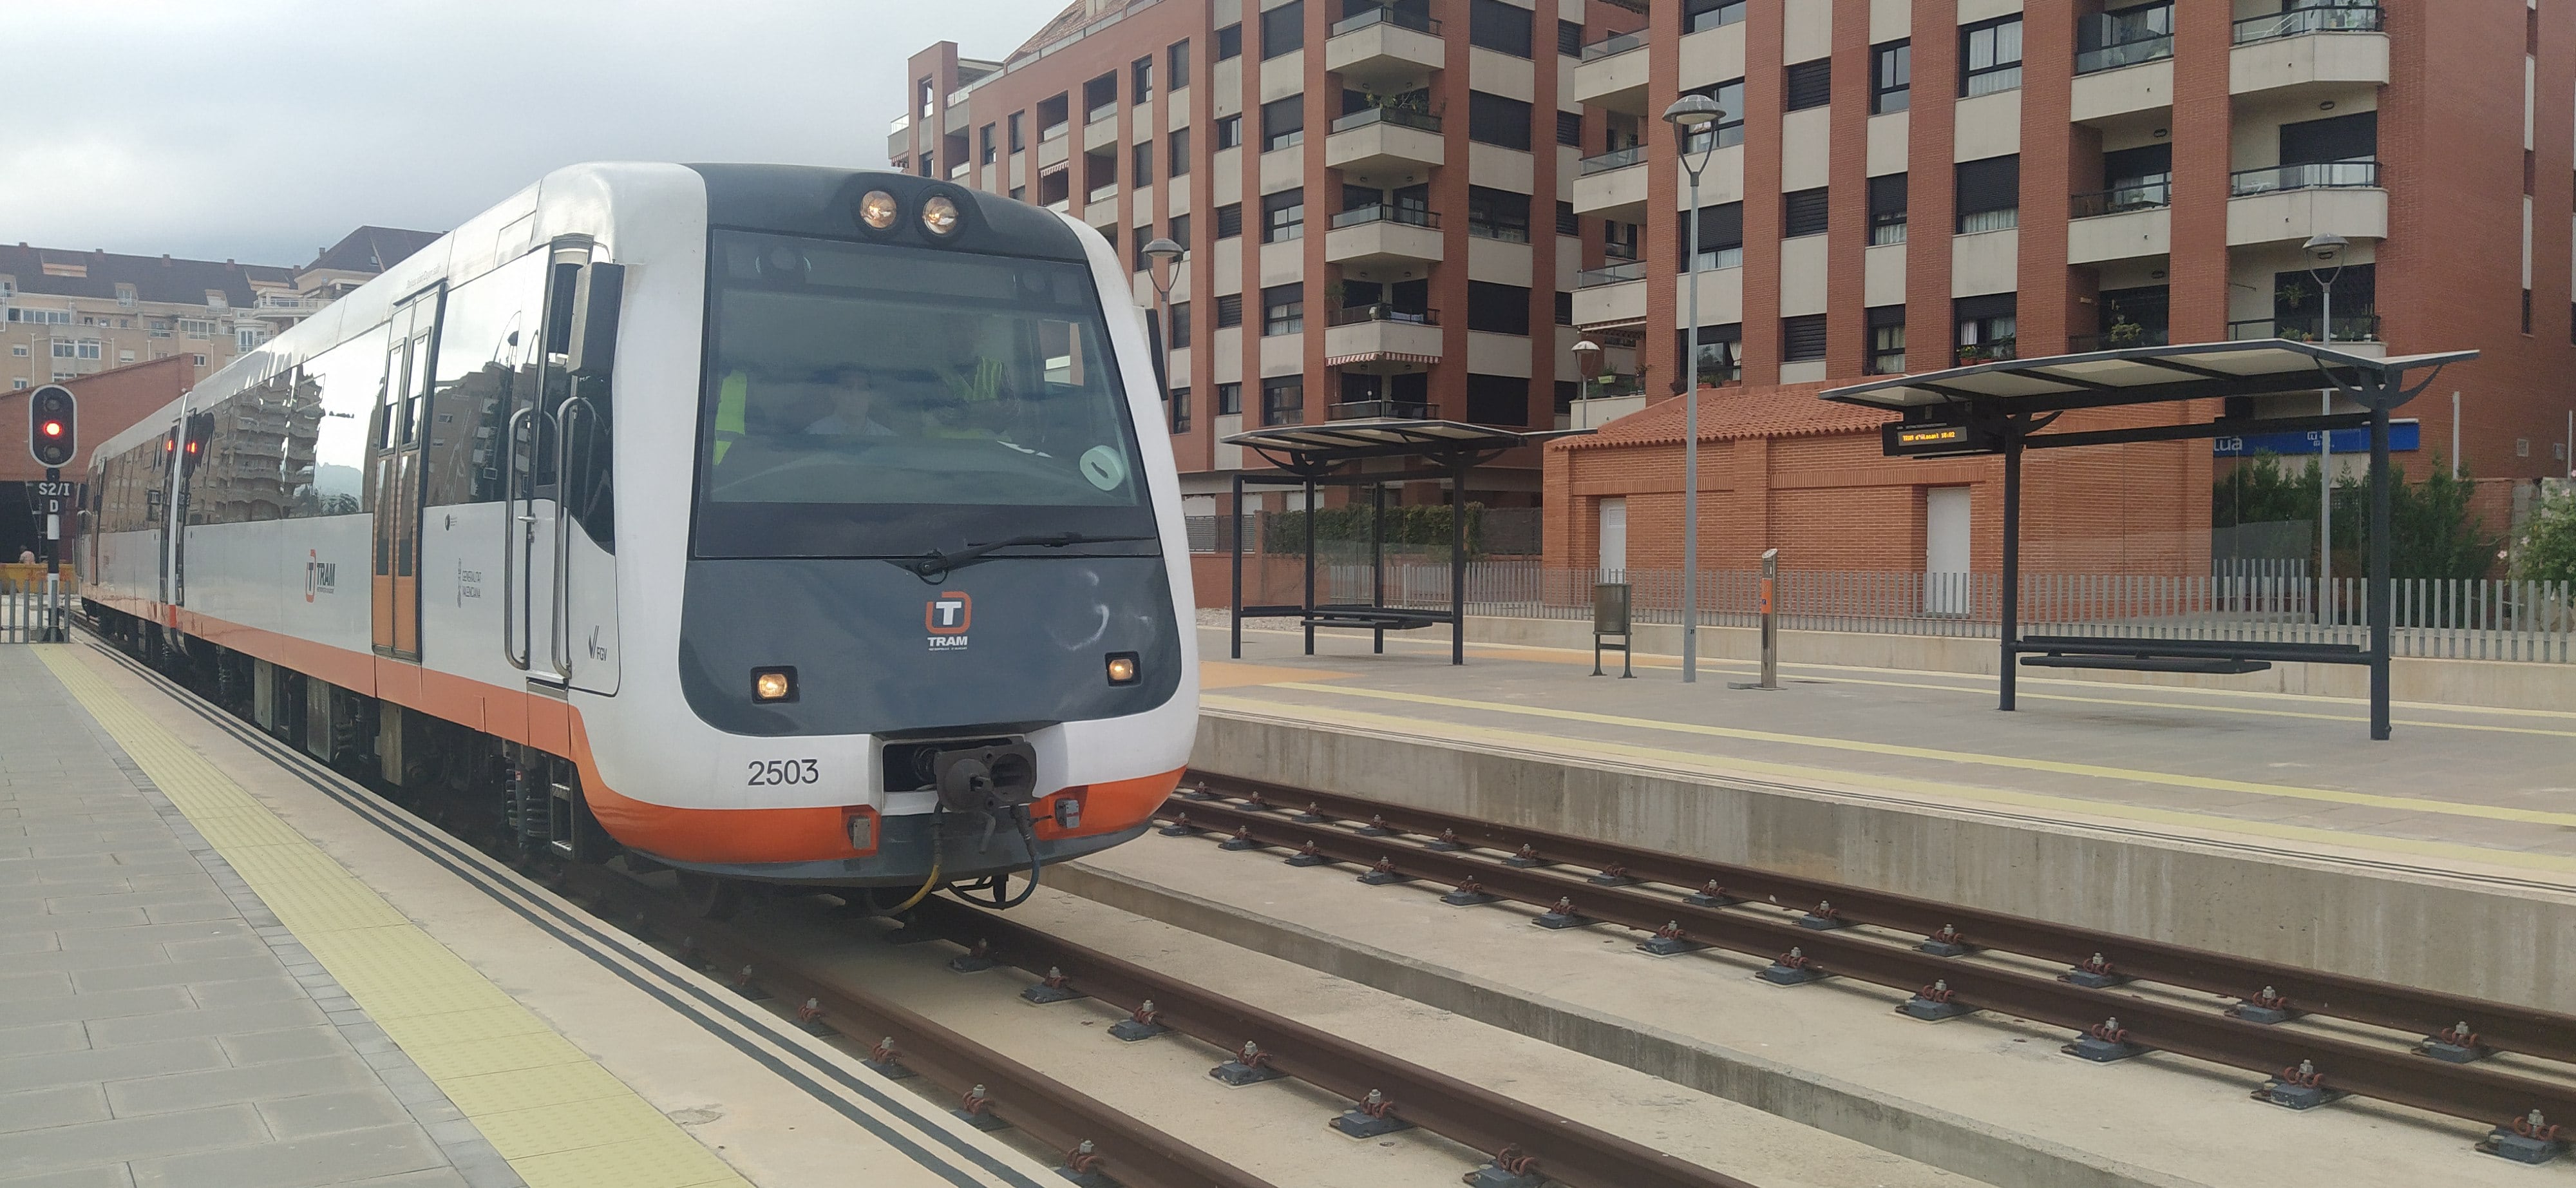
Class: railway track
1162,771,2576,1163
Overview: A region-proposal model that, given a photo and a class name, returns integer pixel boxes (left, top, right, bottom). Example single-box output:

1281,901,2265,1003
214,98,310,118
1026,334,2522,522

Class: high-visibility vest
714,371,748,463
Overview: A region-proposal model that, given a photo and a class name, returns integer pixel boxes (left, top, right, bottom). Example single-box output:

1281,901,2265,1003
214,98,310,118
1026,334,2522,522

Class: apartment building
0,225,435,398
1548,0,2576,575
891,0,1648,509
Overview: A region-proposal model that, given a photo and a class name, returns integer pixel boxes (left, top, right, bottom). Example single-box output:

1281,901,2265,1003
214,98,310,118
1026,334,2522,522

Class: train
79,163,1198,915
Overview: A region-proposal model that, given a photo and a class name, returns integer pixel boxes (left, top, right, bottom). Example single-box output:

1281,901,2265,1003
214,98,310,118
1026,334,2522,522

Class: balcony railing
1330,204,1440,230
2067,326,2172,352
2227,312,2382,343
1088,182,1118,204
1329,304,1440,327
1955,340,2018,365
1039,121,1069,142
1575,261,1647,288
1581,30,1647,62
2230,158,2379,195
1087,102,1117,124
889,113,911,134
2075,32,2174,75
2070,177,2173,218
2233,2,2383,44
1329,399,1433,421
1578,145,1647,176
1329,5,1437,37
1466,219,1530,244
1329,105,1441,135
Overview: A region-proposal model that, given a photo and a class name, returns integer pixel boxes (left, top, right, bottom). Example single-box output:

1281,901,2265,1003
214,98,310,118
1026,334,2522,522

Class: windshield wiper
902,532,1159,580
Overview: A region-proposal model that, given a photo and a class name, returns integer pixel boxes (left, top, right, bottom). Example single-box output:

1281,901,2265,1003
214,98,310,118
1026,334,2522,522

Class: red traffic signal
25,384,77,468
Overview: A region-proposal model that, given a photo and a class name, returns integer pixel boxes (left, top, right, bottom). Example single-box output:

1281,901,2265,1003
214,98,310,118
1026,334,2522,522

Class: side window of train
424,251,547,506
560,261,624,551
289,324,386,519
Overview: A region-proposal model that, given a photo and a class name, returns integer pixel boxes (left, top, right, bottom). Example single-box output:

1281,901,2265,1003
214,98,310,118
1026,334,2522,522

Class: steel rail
901,896,1755,1188
1159,796,2576,1133
560,865,1275,1188
1179,772,2576,1066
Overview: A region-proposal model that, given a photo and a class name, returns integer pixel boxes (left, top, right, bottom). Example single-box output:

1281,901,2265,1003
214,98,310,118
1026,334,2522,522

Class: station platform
0,644,1068,1188
1195,621,2576,1011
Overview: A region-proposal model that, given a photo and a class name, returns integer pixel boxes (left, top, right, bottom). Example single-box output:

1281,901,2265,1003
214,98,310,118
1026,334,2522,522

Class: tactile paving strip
39,646,750,1188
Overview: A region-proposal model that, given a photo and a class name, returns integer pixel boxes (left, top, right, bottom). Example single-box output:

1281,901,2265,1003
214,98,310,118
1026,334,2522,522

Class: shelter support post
1230,474,1245,660
1303,477,1318,656
2000,421,2023,712
1450,465,1466,666
1372,481,1386,655
2368,401,2392,740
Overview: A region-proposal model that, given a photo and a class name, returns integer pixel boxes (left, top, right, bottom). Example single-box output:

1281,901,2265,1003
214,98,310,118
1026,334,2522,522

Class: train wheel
674,872,741,921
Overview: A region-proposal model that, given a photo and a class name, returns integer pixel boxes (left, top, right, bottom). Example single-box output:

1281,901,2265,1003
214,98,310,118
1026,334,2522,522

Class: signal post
25,385,77,642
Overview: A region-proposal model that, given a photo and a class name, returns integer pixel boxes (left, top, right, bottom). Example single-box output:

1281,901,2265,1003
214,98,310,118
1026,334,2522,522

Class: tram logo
926,591,971,648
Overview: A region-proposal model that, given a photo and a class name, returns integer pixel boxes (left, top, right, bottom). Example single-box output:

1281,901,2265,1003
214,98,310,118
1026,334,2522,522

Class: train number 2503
746,760,821,786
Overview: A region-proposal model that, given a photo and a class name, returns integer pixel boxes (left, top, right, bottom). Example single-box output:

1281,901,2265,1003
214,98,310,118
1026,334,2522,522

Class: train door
155,423,179,610
370,288,442,659
553,260,625,696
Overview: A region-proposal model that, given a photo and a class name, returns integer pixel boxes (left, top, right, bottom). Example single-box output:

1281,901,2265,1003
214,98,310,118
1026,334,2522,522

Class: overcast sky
0,0,1072,267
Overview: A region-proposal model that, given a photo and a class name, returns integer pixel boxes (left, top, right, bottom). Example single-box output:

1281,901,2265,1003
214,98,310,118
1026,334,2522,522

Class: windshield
694,229,1159,559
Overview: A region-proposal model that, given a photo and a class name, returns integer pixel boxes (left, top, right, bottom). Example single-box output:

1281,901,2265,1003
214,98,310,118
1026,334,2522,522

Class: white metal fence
1,576,71,644
1296,562,2576,664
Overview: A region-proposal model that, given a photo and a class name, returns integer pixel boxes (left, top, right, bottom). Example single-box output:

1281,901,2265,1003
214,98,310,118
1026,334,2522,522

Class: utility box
1591,582,1634,678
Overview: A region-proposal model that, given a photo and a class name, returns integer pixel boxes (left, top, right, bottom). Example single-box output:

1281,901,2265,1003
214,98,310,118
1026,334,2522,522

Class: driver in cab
711,360,896,469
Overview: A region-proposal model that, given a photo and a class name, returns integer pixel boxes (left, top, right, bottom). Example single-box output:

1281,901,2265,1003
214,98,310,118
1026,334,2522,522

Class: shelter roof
1822,340,2476,414
1224,419,1587,470
1558,380,1890,450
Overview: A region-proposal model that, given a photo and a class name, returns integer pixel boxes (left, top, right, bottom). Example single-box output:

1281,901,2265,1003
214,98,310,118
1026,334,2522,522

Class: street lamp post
1572,338,1601,428
1664,92,1724,684
1142,236,1185,413
2303,232,2346,622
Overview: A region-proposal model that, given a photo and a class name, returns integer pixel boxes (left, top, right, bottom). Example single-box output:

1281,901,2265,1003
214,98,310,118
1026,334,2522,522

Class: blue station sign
2213,419,2420,457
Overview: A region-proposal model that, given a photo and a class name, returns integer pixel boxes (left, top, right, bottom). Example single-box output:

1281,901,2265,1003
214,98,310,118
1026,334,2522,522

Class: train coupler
1210,1040,1285,1087
1758,946,1824,986
2480,1111,2566,1165
1638,921,1706,957
1900,979,1973,1021
2227,986,2297,1025
1331,1089,1414,1139
2253,1060,2344,1111
1021,966,1086,1005
1109,999,1168,1042
2061,1016,2146,1062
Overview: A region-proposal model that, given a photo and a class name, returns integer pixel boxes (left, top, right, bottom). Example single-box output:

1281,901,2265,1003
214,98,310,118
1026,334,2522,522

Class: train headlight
858,190,899,231
752,667,796,703
1104,653,1139,685
920,195,961,238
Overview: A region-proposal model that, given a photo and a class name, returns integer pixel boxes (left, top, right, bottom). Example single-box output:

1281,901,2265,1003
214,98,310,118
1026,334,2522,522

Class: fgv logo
926,591,971,649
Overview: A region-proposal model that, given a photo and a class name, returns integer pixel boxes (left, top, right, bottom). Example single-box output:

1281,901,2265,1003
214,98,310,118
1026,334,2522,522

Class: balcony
1324,205,1444,266
2076,32,2172,75
2067,327,2172,353
1577,145,1645,178
1323,305,1443,368
1323,6,1442,93
886,115,913,162
2228,312,2382,347
1571,262,1646,329
2226,161,2386,245
1324,106,1444,173
2067,178,2172,263
1329,399,1433,422
1571,146,1649,219
2231,5,2387,95
1571,31,1649,112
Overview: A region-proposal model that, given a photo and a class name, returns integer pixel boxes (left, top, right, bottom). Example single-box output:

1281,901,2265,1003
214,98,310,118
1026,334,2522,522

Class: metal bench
2014,634,2368,676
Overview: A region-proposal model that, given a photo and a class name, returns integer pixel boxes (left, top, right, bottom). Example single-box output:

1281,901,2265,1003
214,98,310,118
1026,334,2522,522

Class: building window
1555,110,1582,147
919,151,934,178
1216,202,1244,239
1262,283,1303,335
1464,374,1528,426
1681,202,1745,271
1133,55,1153,103
1216,294,1244,328
917,77,936,120
1008,113,1025,153
1955,294,2016,363
1217,381,1242,414
1961,15,2023,97
1466,91,1533,150
1872,40,1911,113
1783,187,1829,238
978,124,996,164
1868,173,1908,244
1468,0,1533,57
1554,290,1574,325
10,379,23,389
119,350,135,363
1683,0,1747,34
1557,19,1583,56
1955,155,2019,233
115,283,137,307
1262,97,1303,151
1171,387,1191,433
1261,376,1303,425
8,344,22,356
1169,302,1191,349
1133,225,1154,271
193,354,209,366
1466,281,1531,335
1677,324,1742,385
1682,79,1747,150
1781,315,1828,363
236,327,261,351
1160,215,1189,255
1262,188,1305,242
2523,288,2533,335
1010,186,1025,201
1866,305,1907,374
1261,1,1303,58
1556,200,1579,236
1216,23,1242,60
1132,141,1155,189
1169,39,1191,90
1785,59,1831,111
1466,186,1531,242
1168,128,1191,177
1215,114,1243,150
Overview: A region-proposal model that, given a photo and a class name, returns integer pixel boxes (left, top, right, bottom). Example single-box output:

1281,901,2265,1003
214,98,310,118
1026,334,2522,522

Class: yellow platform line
1202,693,2576,883
35,647,749,1188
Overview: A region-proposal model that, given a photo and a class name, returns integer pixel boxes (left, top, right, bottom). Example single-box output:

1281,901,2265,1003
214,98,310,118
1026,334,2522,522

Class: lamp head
1573,339,1601,354
1142,236,1183,263
1662,93,1722,129
2302,232,2347,263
